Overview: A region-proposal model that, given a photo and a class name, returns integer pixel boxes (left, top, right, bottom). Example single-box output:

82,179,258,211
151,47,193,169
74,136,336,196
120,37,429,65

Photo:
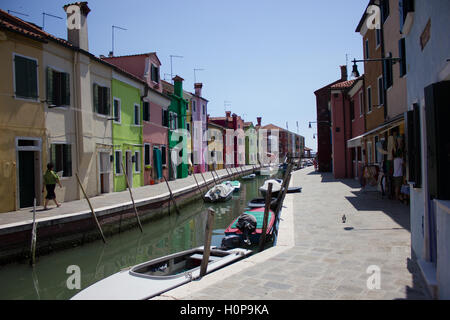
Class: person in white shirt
393,149,404,200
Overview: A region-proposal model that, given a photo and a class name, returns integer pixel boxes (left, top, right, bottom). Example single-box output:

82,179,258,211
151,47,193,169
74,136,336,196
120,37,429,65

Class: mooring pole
30,198,37,266
163,176,180,215
75,173,107,243
210,170,217,185
192,172,204,195
121,162,144,232
259,183,273,252
200,208,215,277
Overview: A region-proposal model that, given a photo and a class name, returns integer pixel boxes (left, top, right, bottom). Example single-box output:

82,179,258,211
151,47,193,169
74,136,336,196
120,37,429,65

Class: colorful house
162,77,188,179
101,53,171,184
244,122,258,165
190,83,208,173
206,120,226,170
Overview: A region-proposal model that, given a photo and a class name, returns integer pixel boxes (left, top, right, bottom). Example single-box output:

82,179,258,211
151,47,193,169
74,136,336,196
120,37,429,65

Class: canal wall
0,166,260,265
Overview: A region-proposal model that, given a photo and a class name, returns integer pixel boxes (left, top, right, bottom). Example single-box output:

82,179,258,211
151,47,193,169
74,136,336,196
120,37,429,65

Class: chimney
172,75,184,97
257,117,262,127
225,111,231,118
194,83,203,97
340,65,348,81
63,2,91,51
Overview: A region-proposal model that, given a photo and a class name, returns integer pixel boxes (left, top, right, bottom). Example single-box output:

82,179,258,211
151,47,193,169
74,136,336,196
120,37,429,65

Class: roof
330,76,363,90
102,52,161,65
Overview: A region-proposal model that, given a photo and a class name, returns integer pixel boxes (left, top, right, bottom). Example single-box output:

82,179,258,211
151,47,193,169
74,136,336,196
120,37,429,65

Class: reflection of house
403,0,450,299
101,52,171,184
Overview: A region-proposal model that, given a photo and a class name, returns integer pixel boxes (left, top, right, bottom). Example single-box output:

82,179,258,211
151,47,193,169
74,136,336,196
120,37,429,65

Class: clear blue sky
1,0,368,152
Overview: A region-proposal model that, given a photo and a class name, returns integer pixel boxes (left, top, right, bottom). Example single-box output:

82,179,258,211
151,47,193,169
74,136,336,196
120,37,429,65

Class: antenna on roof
7,10,29,17
111,25,127,57
42,12,63,30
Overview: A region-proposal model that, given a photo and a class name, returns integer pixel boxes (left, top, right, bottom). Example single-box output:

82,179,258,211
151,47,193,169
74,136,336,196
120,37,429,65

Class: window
406,104,421,187
143,101,150,122
14,54,38,100
93,84,110,116
381,0,390,23
399,38,407,77
350,100,355,121
161,145,167,165
203,104,206,115
377,76,384,106
144,144,151,166
47,67,70,107
50,144,72,177
162,109,168,127
367,87,372,113
113,98,121,123
384,53,393,89
359,91,364,116
365,39,370,59
193,101,196,112
115,150,122,175
169,111,178,130
134,104,140,125
399,0,415,30
134,151,141,173
151,64,159,83
186,122,190,133
376,29,381,48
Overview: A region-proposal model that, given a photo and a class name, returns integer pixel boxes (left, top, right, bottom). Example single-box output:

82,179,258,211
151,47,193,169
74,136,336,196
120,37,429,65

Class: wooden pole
213,169,221,183
75,173,107,243
274,162,294,215
200,171,209,188
192,172,204,195
121,162,143,232
200,208,215,277
163,176,181,215
210,170,217,185
30,198,37,266
259,183,273,252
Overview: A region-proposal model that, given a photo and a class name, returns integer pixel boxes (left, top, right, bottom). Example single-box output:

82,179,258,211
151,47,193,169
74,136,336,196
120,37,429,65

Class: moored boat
242,173,256,180
222,180,241,192
259,179,283,198
71,246,252,300
203,183,234,202
247,197,278,209
224,207,276,245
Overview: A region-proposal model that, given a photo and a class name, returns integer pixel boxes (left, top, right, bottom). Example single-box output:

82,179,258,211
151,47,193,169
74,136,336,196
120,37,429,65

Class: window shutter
63,144,72,177
46,67,54,105
27,58,38,99
93,83,99,113
63,72,70,105
105,87,111,115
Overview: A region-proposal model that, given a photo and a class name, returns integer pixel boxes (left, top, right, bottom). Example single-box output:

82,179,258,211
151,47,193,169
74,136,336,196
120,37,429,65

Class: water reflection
0,174,272,300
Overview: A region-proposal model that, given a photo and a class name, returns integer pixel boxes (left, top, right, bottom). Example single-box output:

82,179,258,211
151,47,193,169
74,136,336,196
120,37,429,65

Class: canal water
0,173,277,300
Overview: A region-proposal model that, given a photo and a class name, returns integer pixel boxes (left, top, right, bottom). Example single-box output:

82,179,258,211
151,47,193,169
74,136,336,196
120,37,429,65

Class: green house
163,76,189,180
111,77,144,191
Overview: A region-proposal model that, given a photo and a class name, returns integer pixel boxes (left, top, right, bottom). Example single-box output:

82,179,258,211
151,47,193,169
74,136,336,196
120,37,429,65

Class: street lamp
308,121,330,129
351,53,402,78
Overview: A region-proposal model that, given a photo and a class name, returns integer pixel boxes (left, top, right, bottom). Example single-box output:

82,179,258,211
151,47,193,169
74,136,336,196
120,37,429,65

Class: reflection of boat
203,184,234,203
259,179,283,198
71,246,252,300
225,208,275,245
259,166,277,176
242,173,256,180
222,180,240,192
247,197,278,209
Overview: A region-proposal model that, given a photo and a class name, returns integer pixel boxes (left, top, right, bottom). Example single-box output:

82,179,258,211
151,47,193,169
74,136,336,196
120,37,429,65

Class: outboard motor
236,213,257,245
221,235,243,249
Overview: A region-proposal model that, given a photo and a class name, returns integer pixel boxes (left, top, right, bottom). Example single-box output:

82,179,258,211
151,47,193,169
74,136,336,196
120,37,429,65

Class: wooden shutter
15,55,37,98
27,58,38,99
46,67,54,105
93,83,99,113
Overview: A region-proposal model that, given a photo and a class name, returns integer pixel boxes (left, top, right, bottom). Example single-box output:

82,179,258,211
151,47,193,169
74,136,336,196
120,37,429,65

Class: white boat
242,173,256,180
203,183,234,202
259,179,283,198
222,180,241,192
71,246,252,300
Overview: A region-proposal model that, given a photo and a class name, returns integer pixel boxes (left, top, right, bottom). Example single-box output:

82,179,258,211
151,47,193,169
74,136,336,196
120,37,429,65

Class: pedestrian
393,149,404,201
42,162,62,210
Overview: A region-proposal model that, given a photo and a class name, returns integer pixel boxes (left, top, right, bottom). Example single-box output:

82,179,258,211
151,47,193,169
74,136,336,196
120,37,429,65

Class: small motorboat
259,179,283,198
287,187,302,194
222,180,241,192
242,173,256,180
225,208,276,245
247,197,278,209
203,183,234,202
71,246,252,300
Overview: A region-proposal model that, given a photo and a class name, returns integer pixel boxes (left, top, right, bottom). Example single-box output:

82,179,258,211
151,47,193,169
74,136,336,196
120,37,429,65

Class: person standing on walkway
393,149,404,201
42,162,62,210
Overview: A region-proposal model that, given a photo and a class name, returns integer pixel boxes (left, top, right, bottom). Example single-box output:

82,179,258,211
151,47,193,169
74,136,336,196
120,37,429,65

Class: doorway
99,151,111,193
16,138,41,209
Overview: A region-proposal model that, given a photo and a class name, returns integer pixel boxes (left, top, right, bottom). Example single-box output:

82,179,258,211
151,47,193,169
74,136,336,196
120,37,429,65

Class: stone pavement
155,166,430,300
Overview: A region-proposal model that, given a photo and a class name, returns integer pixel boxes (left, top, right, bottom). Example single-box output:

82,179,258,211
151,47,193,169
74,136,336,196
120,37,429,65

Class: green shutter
93,83,99,113
14,55,28,98
46,67,54,105
27,58,38,99
63,144,72,177
105,87,111,115
63,72,70,106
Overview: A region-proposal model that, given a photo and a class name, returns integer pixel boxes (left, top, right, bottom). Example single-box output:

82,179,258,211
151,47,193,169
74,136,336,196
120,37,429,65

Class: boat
203,183,234,203
287,187,302,193
222,180,240,192
259,179,283,198
71,246,252,300
247,197,278,209
242,173,256,180
225,207,276,245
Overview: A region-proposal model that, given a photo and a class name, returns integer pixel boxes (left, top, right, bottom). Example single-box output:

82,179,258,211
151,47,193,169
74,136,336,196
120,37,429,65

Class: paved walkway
155,167,430,300
0,166,254,230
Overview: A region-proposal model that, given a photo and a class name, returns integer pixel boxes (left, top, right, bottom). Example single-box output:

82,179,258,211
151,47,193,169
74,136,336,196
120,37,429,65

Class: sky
1,0,368,152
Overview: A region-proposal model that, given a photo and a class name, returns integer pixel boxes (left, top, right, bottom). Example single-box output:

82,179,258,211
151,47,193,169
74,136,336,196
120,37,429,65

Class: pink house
330,76,365,179
102,53,171,183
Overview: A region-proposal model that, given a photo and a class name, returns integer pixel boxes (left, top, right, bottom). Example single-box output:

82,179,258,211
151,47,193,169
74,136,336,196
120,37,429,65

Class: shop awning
347,134,364,148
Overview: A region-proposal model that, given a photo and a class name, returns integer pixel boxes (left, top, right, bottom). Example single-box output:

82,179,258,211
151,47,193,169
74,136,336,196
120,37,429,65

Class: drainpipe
73,50,81,199
379,0,388,121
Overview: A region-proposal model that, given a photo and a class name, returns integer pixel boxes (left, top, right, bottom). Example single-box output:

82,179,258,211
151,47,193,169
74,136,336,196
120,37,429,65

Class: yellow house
0,10,47,212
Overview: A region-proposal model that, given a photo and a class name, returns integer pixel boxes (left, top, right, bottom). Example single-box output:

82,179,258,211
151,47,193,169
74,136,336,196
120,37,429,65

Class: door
126,151,133,187
153,147,162,179
18,151,35,208
99,152,110,193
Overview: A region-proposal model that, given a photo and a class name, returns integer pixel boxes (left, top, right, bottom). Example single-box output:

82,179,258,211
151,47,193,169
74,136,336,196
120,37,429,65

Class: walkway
155,167,430,300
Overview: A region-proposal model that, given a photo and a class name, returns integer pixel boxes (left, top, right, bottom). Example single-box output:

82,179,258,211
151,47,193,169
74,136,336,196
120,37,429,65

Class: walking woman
42,162,62,210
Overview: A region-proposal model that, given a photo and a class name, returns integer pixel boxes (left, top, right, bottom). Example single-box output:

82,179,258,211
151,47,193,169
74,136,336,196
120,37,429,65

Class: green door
153,147,162,179
18,151,35,208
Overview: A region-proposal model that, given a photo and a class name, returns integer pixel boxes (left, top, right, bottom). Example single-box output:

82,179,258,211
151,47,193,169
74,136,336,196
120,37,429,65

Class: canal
0,173,278,300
